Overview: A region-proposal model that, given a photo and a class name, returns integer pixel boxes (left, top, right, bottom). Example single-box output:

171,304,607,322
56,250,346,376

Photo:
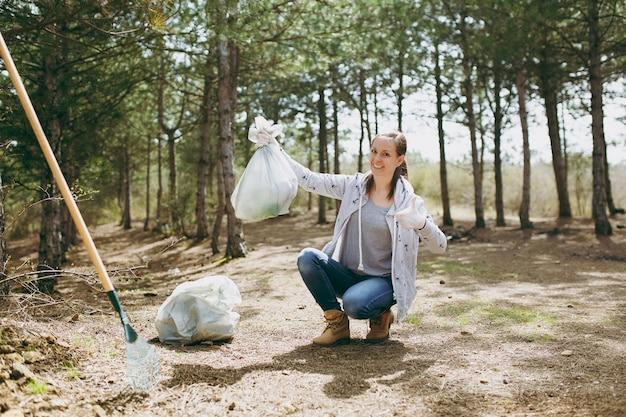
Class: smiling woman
252,125,448,347
367,133,408,208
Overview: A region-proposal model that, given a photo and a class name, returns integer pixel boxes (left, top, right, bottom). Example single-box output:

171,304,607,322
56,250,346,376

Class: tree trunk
196,71,212,240
60,162,76,255
156,136,164,233
434,43,453,227
459,4,485,228
217,40,246,258
516,65,533,230
332,86,341,214
121,142,132,230
167,131,178,229
0,174,8,295
332,91,340,176
588,0,612,236
493,71,505,227
544,92,571,219
37,37,67,294
37,177,62,294
357,69,366,172
211,156,225,255
317,86,328,224
396,51,404,131
157,50,185,233
538,44,572,219
227,39,245,257
307,133,313,211
372,76,379,134
156,58,167,233
144,134,151,231
604,141,622,215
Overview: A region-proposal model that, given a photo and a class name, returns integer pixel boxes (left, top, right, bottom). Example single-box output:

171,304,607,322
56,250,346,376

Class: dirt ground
1,209,625,417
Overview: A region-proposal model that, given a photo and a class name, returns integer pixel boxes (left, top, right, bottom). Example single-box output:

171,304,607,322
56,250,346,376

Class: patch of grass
60,362,81,380
72,334,97,353
536,334,556,343
404,315,421,325
441,304,475,325
104,347,120,359
443,304,473,317
417,258,466,274
213,257,230,267
438,298,557,328
483,305,542,325
27,379,48,394
417,258,500,279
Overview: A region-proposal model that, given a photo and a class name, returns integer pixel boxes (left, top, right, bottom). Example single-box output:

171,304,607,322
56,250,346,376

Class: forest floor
1,209,626,417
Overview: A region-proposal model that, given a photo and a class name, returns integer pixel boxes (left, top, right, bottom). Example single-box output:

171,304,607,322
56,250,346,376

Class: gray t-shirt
339,199,392,276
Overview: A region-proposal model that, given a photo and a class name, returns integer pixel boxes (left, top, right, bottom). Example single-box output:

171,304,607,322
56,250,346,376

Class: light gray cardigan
284,153,447,322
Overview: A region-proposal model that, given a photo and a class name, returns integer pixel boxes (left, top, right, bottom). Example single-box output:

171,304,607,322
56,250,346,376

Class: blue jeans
297,248,394,319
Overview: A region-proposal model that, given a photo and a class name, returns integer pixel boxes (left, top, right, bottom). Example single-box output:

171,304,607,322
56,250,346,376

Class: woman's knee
297,248,321,275
342,296,369,319
342,279,394,319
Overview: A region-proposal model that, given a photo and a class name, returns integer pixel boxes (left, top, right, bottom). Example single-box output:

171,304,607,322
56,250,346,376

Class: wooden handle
0,31,115,292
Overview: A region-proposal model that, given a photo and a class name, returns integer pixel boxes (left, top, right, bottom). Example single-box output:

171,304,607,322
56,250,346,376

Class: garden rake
0,32,160,392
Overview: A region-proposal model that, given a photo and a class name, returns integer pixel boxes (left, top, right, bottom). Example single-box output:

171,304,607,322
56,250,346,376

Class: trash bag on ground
231,116,298,222
155,275,242,345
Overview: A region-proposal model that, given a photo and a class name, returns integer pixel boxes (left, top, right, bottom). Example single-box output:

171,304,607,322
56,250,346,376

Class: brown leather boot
312,309,350,346
365,309,394,343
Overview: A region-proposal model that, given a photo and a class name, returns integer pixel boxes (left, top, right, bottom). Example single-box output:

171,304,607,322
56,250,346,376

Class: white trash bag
155,275,242,345
231,116,298,222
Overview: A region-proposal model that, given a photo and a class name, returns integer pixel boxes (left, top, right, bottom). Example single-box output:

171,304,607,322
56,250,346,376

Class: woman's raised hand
248,116,283,148
396,196,426,230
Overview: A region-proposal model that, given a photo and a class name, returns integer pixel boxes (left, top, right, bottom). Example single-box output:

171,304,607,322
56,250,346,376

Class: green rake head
109,291,161,392
125,334,161,392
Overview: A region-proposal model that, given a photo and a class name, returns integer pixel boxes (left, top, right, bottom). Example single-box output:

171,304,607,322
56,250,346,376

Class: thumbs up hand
396,196,427,230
